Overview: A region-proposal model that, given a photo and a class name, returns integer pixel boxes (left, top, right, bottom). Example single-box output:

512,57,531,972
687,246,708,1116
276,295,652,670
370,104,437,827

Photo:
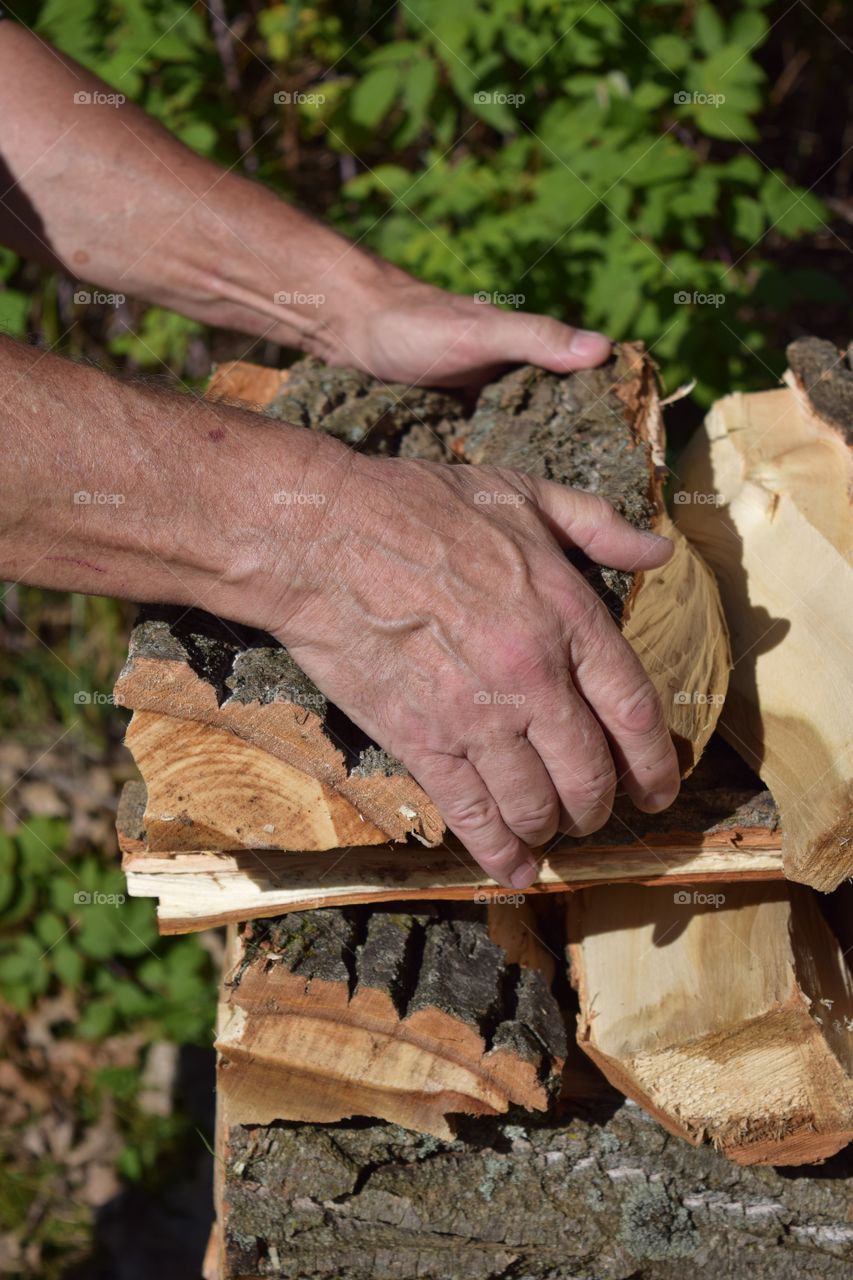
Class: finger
467,734,561,848
526,687,618,836
473,308,612,373
567,595,680,814
407,751,540,889
529,482,673,571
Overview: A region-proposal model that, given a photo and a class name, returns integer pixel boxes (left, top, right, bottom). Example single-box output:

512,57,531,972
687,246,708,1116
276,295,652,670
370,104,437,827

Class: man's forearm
0,333,349,620
0,22,612,388
0,22,391,363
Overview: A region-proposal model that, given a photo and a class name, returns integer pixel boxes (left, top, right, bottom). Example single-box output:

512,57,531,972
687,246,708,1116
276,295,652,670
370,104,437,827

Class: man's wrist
200,406,358,637
154,167,402,368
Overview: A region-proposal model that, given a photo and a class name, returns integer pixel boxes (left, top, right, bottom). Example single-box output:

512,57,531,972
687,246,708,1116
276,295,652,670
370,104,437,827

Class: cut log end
216,902,567,1142
568,882,853,1167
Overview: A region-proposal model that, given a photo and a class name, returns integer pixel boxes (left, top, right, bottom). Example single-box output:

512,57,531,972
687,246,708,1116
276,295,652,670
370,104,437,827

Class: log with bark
203,892,853,1280
116,736,783,933
675,337,853,892
115,345,729,864
203,1098,853,1280
214,900,566,1142
567,879,853,1166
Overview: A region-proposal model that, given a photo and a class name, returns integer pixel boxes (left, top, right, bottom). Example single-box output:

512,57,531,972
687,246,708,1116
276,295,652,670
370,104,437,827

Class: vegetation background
0,1,850,1275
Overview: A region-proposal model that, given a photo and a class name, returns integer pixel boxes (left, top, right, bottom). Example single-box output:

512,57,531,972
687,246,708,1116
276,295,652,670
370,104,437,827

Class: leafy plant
0,814,215,1044
2,0,847,402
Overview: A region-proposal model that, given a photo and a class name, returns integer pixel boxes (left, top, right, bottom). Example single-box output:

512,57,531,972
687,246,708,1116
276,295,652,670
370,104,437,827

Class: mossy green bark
220,1102,853,1279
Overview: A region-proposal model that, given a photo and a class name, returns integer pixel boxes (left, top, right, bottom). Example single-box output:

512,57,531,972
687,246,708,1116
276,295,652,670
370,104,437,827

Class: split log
203,1044,853,1280
115,608,442,848
214,900,567,1145
567,880,853,1166
676,337,853,891
116,347,729,857
116,737,784,933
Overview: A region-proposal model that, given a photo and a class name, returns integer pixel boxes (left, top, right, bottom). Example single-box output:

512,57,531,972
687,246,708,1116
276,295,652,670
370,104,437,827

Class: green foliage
4,0,846,403
0,813,215,1044
0,586,132,742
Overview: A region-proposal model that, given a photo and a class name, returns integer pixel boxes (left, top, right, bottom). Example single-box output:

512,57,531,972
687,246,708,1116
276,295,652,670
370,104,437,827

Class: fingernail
509,859,539,889
568,329,611,360
640,529,673,547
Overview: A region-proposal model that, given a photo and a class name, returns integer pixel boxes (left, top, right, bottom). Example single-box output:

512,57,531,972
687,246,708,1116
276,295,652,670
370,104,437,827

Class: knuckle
502,796,559,843
443,792,501,836
584,491,616,523
488,631,556,692
563,586,612,641
614,679,664,738
476,843,529,878
559,759,616,834
566,761,616,808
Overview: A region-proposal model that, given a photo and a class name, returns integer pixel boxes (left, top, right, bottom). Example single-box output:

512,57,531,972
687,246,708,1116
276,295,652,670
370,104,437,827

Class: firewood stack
111,342,853,1280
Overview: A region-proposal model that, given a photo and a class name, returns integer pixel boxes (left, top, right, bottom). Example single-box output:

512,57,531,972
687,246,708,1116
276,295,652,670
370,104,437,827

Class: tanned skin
0,22,679,888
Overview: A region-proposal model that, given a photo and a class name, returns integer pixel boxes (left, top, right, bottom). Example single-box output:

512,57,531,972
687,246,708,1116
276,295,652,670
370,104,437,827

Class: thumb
484,309,613,373
531,481,673,570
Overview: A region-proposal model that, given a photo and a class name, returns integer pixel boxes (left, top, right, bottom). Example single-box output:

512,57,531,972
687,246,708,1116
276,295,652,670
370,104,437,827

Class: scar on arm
45,555,106,573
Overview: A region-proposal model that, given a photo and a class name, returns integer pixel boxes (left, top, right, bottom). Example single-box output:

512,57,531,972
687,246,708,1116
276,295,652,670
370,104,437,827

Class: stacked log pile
111,342,853,1278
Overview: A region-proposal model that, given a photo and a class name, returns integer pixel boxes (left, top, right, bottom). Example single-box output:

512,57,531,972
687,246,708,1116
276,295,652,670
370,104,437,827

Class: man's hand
331,272,612,388
0,335,678,886
246,447,680,888
0,22,611,392
0,23,678,889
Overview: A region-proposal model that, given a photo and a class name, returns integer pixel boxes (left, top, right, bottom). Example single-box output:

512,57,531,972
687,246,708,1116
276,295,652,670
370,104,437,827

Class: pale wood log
124,709,390,851
676,337,853,891
567,880,853,1165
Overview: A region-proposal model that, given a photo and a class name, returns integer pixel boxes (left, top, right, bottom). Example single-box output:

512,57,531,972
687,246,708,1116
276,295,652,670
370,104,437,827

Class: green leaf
403,58,438,125
723,153,763,184
650,34,690,72
632,81,671,111
118,1146,143,1181
35,0,100,64
0,874,38,928
15,817,69,875
51,942,85,989
364,41,423,67
731,194,765,243
0,833,16,917
730,10,769,50
693,102,758,143
35,911,69,950
0,290,30,337
76,905,123,960
760,173,827,236
350,67,401,127
695,5,726,54
0,950,37,987
77,997,117,1040
175,120,218,154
